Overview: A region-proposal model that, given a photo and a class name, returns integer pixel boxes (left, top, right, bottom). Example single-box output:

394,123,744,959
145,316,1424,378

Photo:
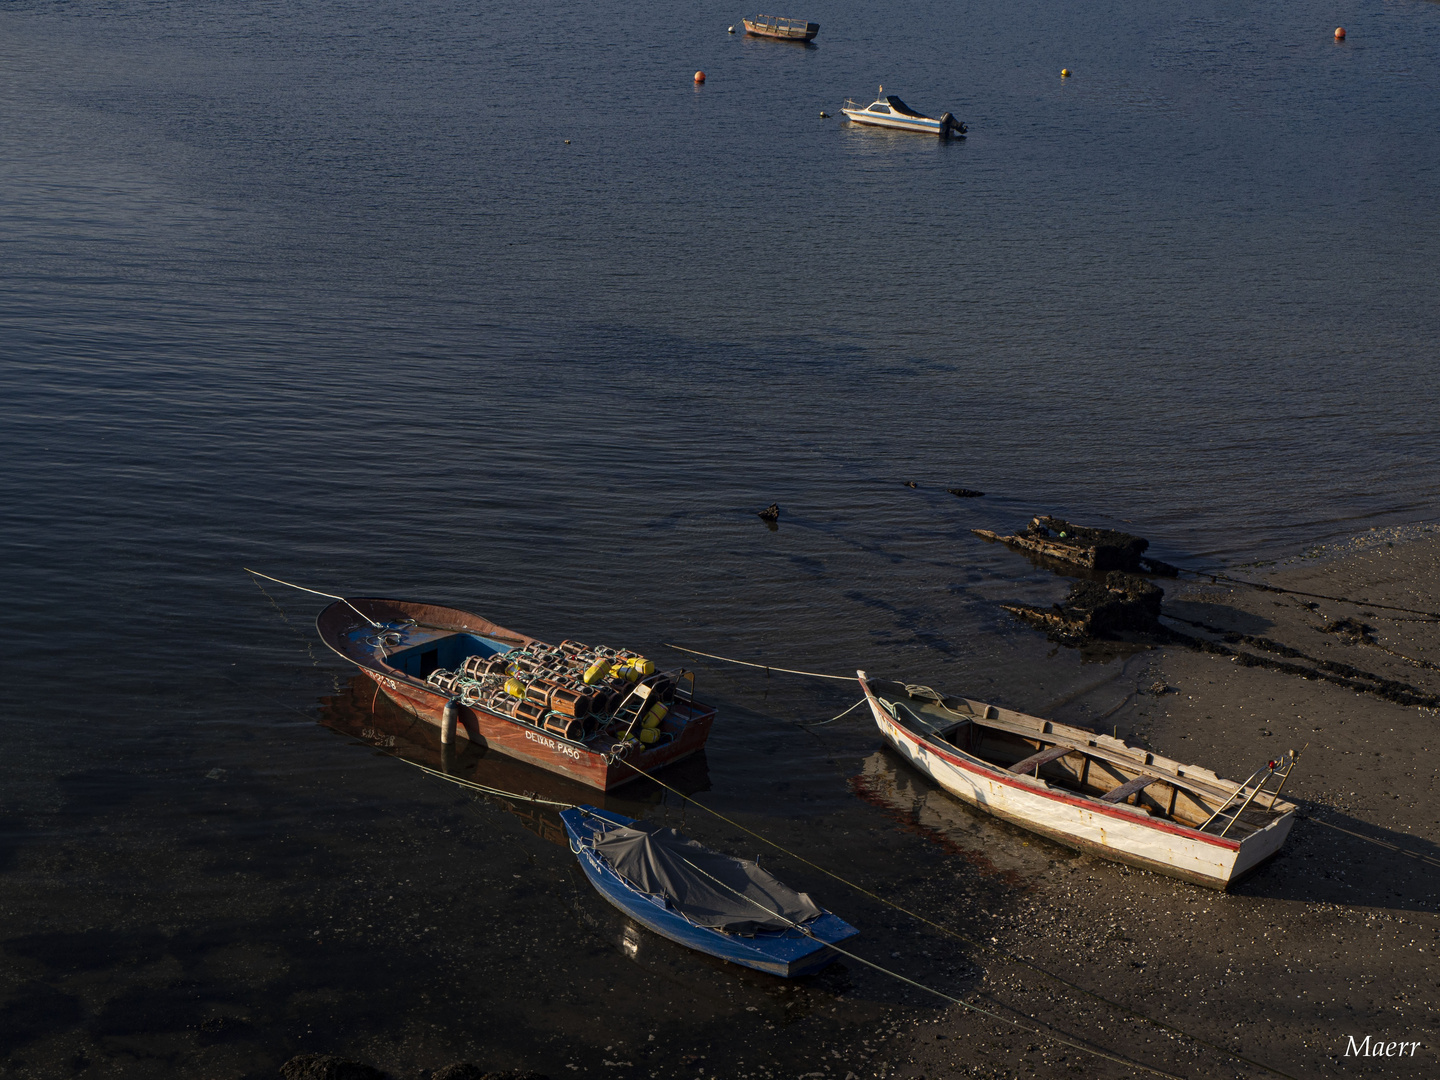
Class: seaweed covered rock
1002,572,1164,642
974,515,1178,575
1027,516,1148,569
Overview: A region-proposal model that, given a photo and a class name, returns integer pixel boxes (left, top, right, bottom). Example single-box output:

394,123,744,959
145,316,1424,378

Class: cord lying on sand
612,757,1303,1080
1183,569,1440,620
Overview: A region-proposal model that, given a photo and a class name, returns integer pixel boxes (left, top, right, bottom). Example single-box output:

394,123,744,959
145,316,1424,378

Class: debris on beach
280,1055,550,1080
1322,617,1377,643
1002,571,1164,642
280,1055,388,1080
975,515,1178,575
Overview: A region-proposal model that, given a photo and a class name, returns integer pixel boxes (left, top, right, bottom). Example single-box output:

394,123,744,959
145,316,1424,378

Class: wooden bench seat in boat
860,674,1302,888
1100,774,1155,804
1007,744,1074,774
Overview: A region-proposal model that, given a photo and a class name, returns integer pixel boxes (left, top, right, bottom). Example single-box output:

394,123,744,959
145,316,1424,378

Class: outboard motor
938,113,966,138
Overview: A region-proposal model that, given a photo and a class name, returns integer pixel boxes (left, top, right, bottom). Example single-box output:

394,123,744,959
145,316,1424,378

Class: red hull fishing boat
858,672,1300,889
317,598,716,791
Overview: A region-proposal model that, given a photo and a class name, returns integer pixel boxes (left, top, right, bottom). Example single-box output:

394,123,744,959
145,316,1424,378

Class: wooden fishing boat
317,671,714,848
316,598,716,791
842,88,965,137
858,672,1300,889
561,805,858,977
743,14,819,41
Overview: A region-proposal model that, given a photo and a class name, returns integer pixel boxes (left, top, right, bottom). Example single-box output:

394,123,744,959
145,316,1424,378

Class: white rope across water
244,568,382,628
662,643,856,681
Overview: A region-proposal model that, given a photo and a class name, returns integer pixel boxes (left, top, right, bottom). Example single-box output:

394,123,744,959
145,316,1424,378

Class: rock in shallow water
1002,571,1164,642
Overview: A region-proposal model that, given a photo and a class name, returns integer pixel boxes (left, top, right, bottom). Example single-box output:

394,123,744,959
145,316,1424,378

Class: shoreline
897,524,1439,1079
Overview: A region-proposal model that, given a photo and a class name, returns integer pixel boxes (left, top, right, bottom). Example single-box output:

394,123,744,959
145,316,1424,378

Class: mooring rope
1301,813,1440,871
615,755,1302,1080
394,758,577,808
807,697,868,726
243,568,383,628
663,643,855,681
666,846,1190,1080
228,659,1293,1078
1184,570,1440,620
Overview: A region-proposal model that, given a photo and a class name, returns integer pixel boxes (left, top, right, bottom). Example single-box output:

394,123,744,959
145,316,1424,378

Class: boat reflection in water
318,673,711,848
852,748,1049,885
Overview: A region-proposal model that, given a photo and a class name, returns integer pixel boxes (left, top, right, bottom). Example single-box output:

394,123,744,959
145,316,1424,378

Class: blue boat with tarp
560,806,858,977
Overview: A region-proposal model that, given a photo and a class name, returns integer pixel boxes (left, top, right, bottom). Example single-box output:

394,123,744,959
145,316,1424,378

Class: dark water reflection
316,672,716,845
3,0,1439,1074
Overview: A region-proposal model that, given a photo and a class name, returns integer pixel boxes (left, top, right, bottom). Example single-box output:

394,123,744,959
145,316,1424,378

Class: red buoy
694,70,706,83
1335,27,1346,40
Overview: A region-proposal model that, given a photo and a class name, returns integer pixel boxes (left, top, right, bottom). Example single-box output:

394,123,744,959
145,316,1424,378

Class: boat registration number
525,729,583,760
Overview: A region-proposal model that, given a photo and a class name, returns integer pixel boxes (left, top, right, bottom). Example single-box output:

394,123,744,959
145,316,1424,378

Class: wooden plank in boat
960,709,1230,800
1007,744,1074,774
1101,774,1156,803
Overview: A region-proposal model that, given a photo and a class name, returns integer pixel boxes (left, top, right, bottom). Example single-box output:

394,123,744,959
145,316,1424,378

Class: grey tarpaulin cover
591,819,823,934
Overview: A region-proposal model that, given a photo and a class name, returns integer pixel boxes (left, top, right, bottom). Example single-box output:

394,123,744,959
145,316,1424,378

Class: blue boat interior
383,633,512,679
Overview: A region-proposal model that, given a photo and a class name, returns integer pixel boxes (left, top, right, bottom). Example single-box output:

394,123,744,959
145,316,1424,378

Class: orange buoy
694,70,706,83
1060,68,1071,78
1335,27,1346,40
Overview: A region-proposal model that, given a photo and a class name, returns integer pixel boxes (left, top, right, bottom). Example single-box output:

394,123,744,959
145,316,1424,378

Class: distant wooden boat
858,672,1300,889
317,597,716,790
842,88,965,137
561,805,858,977
743,14,819,41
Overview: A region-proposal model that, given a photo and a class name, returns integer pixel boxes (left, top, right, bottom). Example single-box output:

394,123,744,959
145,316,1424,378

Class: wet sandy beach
6,528,1435,1080
896,526,1439,1079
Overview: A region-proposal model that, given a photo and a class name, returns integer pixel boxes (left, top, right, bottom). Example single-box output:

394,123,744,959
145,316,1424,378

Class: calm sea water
2,0,1438,1075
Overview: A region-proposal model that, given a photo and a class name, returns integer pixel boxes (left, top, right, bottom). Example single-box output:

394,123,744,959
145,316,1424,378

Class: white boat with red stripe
858,671,1300,890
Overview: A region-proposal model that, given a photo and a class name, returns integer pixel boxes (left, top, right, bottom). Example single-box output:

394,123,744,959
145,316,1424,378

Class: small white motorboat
842,87,965,137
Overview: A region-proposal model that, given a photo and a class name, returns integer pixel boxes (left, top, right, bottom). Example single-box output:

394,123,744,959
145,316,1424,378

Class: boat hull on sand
317,598,715,790
561,806,858,977
858,672,1296,889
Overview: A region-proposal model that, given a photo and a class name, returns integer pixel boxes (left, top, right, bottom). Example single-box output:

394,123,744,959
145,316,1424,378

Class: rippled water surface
2,0,1438,1075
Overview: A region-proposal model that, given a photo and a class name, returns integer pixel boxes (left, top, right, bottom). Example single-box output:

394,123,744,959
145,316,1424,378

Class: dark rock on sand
280,1054,389,1080
1323,616,1377,642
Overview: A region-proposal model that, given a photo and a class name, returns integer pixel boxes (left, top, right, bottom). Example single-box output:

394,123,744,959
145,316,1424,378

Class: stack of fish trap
425,638,687,747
